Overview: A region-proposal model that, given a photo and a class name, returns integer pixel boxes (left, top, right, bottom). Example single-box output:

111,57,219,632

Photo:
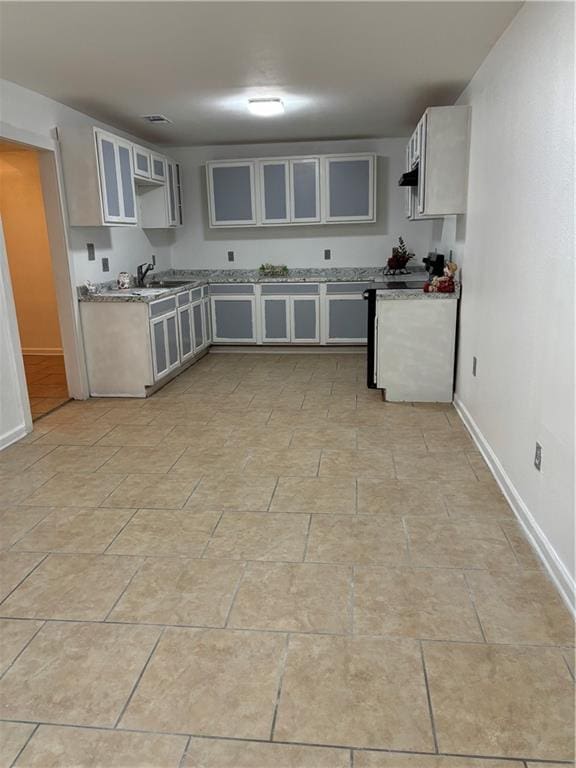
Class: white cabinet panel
259,160,290,224
290,159,320,223
178,305,194,362
95,130,137,225
207,161,257,226
291,297,320,343
133,145,151,179
211,297,256,342
262,297,290,342
326,296,368,343
324,155,375,222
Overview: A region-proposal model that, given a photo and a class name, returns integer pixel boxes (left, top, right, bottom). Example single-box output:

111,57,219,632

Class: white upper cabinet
150,154,167,182
323,154,375,222
133,145,151,180
259,160,291,224
95,130,137,225
207,153,376,228
404,105,470,220
207,160,257,227
290,158,320,223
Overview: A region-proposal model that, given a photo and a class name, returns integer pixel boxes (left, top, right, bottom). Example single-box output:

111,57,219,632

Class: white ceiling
0,1,521,146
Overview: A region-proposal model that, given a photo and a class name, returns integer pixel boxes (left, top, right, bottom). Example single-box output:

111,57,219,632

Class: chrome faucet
136,259,155,287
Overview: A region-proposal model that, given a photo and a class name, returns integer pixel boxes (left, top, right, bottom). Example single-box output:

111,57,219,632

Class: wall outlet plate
534,442,542,471
324,249,331,260
227,251,234,262
87,243,95,261
472,356,477,376
101,257,110,273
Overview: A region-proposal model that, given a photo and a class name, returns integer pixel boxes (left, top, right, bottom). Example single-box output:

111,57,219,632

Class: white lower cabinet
260,286,320,344
177,305,195,363
211,285,257,343
150,311,180,381
291,297,320,343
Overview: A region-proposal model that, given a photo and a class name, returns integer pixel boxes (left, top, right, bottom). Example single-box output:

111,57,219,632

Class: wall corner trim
0,423,29,451
454,394,576,617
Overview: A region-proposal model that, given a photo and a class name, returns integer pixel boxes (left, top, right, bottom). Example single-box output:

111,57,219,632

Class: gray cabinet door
133,146,151,179
151,317,168,379
178,306,194,361
166,314,180,368
117,142,137,222
212,297,256,342
290,159,320,223
291,297,319,342
151,154,166,182
192,302,205,350
262,297,289,342
325,155,374,222
208,162,256,226
203,298,212,343
97,134,121,222
167,161,177,226
260,160,290,224
327,297,368,342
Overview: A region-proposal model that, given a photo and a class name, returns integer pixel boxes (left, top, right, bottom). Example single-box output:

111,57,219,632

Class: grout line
103,557,147,621
178,735,192,768
462,571,488,643
269,633,290,741
8,722,39,768
301,514,313,563
0,620,46,682
7,506,57,549
223,561,248,629
102,507,142,554
113,626,166,729
349,565,356,635
266,477,280,512
419,640,439,754
0,553,50,607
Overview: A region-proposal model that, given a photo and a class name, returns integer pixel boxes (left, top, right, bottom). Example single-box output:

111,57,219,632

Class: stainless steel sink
145,280,193,288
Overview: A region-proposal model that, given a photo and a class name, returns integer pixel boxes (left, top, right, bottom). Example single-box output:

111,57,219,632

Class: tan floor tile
422,428,475,452
0,622,160,726
96,424,174,447
354,567,483,641
320,449,395,478
423,642,574,761
275,634,434,750
229,562,351,634
357,479,447,517
500,521,543,568
22,473,125,507
443,483,512,520
33,423,115,446
356,427,426,451
120,627,285,738
11,506,133,554
186,474,277,512
159,425,232,448
244,448,320,477
394,452,477,481
0,553,142,620
301,394,357,411
227,427,294,449
106,509,220,557
204,512,309,561
169,446,248,475
290,426,357,450
466,570,575,645
354,754,523,767
95,446,185,474
30,445,120,474
564,646,575,678
209,410,272,428
250,393,304,410
268,409,328,428
16,725,188,768
307,515,408,565
407,519,518,569
0,506,53,549
101,474,200,509
109,557,244,626
0,444,55,474
183,737,350,767
0,552,45,601
270,476,356,514
0,470,55,506
0,618,44,674
0,721,36,766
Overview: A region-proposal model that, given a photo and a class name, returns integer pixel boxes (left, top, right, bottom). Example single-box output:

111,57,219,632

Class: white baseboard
21,348,63,356
0,423,28,450
454,395,575,616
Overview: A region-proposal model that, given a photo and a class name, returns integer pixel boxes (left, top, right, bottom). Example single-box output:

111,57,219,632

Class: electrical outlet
86,243,95,261
227,251,235,262
472,356,477,376
101,257,109,273
534,442,542,471
324,249,331,260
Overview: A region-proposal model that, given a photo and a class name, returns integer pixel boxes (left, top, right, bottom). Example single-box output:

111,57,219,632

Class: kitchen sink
145,280,193,288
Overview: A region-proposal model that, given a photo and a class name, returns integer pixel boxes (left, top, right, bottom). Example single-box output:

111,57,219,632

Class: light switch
87,243,95,261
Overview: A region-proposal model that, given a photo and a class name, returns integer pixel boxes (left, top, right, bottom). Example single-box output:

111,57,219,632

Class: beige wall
0,148,63,353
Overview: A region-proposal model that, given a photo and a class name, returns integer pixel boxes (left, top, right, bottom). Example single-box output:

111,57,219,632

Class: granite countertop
376,284,461,300
78,267,445,303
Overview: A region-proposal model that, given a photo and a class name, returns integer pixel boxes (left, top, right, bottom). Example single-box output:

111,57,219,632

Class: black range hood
398,167,419,187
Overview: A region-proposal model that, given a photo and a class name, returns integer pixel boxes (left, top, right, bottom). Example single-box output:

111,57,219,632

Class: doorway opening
0,139,71,419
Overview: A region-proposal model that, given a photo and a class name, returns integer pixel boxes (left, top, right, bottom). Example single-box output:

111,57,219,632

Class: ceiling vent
141,115,173,124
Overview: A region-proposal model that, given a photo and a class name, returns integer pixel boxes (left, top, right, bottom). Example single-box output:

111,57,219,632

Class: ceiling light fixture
247,98,284,117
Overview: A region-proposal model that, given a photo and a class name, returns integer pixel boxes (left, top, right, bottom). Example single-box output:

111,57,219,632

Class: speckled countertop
376,284,461,300
78,267,456,303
